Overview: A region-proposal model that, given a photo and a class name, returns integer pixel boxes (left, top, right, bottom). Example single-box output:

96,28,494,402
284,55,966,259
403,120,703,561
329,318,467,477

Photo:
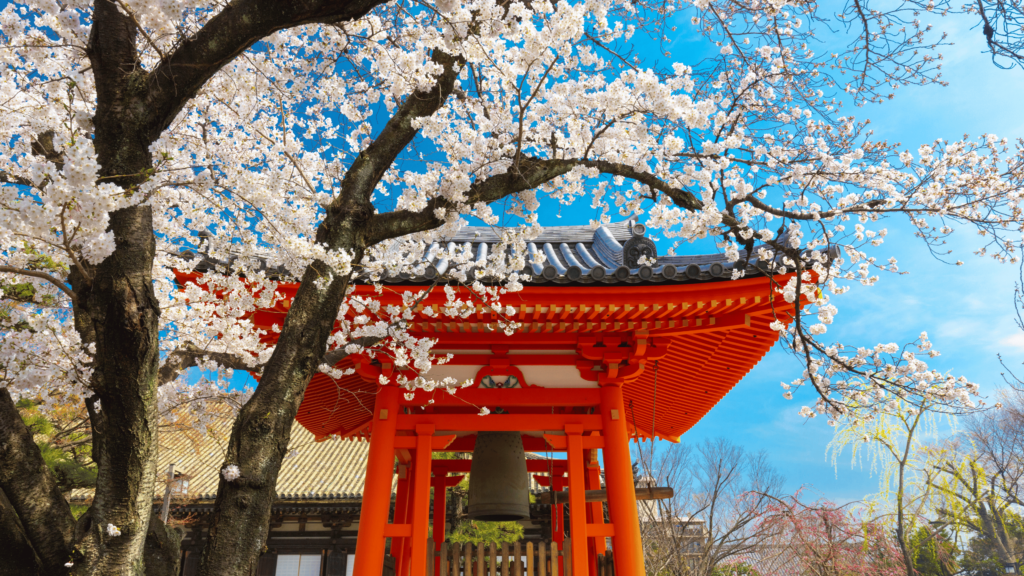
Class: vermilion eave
174,272,798,442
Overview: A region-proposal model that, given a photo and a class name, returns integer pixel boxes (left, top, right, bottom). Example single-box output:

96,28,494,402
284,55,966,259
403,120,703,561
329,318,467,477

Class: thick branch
366,156,579,243
158,343,258,387
0,388,76,575
0,487,43,576
0,172,33,187
198,37,467,576
0,266,75,304
143,0,389,142
580,159,703,210
367,157,706,244
324,49,464,246
319,336,383,367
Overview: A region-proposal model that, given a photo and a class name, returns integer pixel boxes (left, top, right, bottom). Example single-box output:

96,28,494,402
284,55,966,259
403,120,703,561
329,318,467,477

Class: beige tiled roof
70,408,393,503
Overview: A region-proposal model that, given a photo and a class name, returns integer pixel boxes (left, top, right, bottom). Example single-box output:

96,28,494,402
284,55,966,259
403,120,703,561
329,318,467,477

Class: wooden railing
595,550,615,576
426,538,615,576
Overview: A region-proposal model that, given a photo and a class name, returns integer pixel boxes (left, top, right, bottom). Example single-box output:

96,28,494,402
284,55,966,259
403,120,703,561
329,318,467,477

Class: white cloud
999,332,1024,353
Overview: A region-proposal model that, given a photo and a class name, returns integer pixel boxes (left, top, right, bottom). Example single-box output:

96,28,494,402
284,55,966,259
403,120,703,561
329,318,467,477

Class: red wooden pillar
535,466,568,576
584,448,606,576
551,471,565,550
391,465,410,573
599,383,644,575
353,385,400,576
565,424,589,576
430,463,464,575
431,463,446,576
410,424,434,576
399,461,418,576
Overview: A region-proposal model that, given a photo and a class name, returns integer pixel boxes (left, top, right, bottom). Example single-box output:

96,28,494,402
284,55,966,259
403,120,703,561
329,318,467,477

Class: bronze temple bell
467,431,531,521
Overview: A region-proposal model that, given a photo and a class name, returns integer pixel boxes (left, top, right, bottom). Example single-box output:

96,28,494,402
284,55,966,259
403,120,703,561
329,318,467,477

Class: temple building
178,219,802,575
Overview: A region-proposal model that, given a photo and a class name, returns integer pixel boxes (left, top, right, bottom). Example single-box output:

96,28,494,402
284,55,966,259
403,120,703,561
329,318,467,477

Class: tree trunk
0,388,75,575
69,201,162,575
143,514,181,576
194,40,466,576
978,501,1016,566
66,2,164,573
196,248,364,576
0,486,45,576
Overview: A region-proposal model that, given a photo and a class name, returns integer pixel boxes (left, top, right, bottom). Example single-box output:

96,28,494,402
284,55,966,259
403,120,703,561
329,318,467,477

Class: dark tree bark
60,2,168,573
0,481,45,576
141,0,386,141
142,514,181,576
195,254,364,576
0,388,75,575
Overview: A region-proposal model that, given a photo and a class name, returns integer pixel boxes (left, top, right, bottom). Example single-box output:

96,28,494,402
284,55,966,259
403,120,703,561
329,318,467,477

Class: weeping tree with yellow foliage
828,394,953,576
922,389,1024,571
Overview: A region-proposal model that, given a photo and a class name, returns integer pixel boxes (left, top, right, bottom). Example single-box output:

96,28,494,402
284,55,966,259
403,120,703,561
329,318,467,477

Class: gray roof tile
185,218,831,286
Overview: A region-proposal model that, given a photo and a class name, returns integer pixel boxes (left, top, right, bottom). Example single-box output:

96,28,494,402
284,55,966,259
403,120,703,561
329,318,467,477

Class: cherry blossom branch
0,172,33,187
0,266,75,304
141,0,392,142
158,342,258,387
366,156,578,242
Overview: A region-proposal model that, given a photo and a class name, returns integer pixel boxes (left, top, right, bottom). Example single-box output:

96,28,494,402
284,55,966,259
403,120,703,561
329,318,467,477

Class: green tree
17,400,95,494
959,517,1024,576
909,526,959,576
915,389,1024,573
710,562,762,576
16,399,95,519
828,395,949,576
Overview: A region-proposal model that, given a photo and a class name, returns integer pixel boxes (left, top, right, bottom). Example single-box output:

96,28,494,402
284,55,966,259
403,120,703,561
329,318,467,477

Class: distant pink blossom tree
757,493,907,576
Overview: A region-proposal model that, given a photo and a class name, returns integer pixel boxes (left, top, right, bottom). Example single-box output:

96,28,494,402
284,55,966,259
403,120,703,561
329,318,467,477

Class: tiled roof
185,218,824,285
70,410,391,504
419,219,745,284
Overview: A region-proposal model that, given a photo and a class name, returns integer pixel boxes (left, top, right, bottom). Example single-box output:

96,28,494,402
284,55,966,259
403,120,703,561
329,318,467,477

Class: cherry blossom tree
758,494,907,576
0,0,1022,574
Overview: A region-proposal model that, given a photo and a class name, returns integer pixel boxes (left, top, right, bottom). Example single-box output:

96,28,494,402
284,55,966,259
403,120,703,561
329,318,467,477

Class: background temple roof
70,409,388,504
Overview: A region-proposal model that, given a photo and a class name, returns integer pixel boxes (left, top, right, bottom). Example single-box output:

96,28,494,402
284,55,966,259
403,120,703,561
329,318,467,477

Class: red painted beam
393,435,457,450
396,414,604,433
430,460,568,473
442,435,555,452
438,354,580,366
398,388,601,408
542,434,606,450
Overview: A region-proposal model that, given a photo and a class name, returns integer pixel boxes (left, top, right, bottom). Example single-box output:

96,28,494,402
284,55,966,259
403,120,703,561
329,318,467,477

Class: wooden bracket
543,433,604,450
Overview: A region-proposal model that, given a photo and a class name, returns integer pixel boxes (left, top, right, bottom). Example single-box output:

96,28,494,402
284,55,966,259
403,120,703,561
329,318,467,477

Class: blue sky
665,8,1024,503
